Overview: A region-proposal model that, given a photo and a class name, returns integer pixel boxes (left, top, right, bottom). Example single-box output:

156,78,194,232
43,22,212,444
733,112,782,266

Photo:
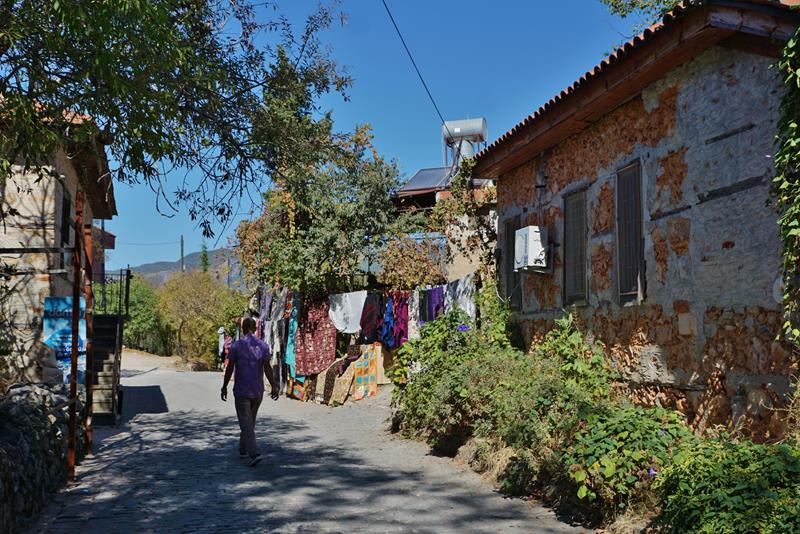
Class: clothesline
244,272,477,400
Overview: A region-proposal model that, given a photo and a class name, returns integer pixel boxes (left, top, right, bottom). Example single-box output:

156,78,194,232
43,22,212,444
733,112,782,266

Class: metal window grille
616,162,646,304
504,216,521,309
563,190,587,305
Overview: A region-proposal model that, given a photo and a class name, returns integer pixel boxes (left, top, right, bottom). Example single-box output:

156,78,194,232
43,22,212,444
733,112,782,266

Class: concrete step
93,359,118,373
92,386,116,402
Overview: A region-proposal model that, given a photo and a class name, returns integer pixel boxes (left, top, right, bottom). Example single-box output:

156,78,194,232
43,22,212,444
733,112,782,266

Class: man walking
221,317,278,466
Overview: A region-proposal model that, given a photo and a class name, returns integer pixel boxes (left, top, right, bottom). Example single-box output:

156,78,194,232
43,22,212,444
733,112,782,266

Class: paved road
33,364,584,533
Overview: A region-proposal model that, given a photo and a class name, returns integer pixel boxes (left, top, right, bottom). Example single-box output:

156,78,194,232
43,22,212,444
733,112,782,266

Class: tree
200,242,210,273
377,236,447,289
600,0,679,22
157,270,245,366
0,1,350,235
123,277,174,356
236,126,422,297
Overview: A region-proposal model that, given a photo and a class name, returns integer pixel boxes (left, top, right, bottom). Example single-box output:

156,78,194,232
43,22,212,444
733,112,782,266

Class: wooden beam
83,224,94,454
67,192,84,485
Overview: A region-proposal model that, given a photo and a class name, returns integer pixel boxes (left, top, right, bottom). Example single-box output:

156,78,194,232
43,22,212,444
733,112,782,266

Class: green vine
775,26,800,344
431,158,498,276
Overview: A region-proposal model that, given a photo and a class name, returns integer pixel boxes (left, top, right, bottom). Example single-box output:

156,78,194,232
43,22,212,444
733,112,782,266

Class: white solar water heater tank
514,226,548,271
442,118,487,145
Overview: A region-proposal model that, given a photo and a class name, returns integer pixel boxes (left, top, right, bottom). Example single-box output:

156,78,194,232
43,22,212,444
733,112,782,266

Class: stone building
473,0,799,438
0,127,116,386
396,166,496,281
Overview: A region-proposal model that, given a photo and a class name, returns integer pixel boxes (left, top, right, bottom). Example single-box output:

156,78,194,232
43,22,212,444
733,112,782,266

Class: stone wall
0,383,86,533
496,47,798,440
0,149,94,386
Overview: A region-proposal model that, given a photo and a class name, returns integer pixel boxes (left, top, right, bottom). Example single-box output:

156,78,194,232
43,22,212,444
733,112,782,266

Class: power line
381,0,453,139
117,240,180,246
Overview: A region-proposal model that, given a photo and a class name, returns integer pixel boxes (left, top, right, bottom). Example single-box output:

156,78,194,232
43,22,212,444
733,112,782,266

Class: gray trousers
234,395,263,458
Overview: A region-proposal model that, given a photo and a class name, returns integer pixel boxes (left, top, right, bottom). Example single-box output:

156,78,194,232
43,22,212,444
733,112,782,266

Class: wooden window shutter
616,162,646,304
504,216,522,309
563,190,587,305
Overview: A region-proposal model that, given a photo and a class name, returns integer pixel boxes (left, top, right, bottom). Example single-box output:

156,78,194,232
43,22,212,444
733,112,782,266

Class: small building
473,0,799,438
0,123,117,386
397,118,497,282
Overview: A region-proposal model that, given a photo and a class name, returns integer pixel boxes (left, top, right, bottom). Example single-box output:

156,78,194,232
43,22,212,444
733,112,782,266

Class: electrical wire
381,0,453,140
116,240,180,246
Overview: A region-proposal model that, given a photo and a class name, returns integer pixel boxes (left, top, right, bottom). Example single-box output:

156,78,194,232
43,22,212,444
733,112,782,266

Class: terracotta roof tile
474,1,701,162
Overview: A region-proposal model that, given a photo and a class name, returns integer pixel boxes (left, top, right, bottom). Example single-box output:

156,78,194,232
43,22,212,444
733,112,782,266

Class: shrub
562,405,695,517
653,440,800,533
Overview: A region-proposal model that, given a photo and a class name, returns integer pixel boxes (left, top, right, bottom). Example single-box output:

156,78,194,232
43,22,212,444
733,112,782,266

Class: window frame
615,160,646,305
562,188,588,306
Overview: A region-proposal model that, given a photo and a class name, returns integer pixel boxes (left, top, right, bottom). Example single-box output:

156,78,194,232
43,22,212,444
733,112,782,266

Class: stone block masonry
496,47,798,440
0,383,86,533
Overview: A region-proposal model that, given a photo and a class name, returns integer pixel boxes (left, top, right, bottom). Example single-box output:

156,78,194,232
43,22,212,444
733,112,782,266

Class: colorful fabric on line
379,296,396,349
359,292,383,343
419,288,431,325
444,273,476,320
284,293,302,383
392,291,409,347
328,290,368,334
353,345,378,401
295,299,338,377
407,290,420,340
428,285,445,321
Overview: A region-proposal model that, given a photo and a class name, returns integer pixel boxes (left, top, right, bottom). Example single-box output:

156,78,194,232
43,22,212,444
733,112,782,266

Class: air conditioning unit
514,226,548,271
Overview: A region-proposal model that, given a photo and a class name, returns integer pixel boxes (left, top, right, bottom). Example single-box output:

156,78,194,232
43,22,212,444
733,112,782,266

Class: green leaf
577,485,589,499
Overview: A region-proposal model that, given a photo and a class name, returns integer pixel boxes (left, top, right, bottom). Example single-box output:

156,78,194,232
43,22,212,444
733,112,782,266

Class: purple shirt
229,335,271,398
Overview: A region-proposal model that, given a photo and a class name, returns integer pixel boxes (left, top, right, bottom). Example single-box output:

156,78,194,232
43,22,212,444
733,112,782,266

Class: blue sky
105,0,644,270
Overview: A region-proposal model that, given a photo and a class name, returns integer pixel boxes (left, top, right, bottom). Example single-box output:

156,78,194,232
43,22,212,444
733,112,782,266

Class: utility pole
180,235,184,273
226,256,231,288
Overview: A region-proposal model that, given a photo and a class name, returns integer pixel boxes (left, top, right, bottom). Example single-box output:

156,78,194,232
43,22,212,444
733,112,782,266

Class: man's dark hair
242,317,257,335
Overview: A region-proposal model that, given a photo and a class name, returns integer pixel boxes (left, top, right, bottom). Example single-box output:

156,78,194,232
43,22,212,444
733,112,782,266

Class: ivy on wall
775,26,800,343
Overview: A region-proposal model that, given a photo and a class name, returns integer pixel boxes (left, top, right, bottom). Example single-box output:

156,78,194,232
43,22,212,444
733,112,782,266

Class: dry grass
454,437,516,486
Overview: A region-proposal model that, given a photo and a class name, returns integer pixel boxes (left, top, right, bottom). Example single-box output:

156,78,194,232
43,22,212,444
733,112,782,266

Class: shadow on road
60,405,572,533
119,385,169,417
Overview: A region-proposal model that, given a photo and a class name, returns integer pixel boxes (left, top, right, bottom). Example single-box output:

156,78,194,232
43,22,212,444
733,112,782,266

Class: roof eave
474,0,799,179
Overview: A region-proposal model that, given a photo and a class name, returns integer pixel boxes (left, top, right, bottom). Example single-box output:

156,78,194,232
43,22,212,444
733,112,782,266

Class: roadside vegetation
110,271,244,369
391,284,800,531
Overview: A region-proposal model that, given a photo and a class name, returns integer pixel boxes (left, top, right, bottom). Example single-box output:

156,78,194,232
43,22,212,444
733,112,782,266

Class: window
503,216,522,309
563,190,587,305
616,161,646,304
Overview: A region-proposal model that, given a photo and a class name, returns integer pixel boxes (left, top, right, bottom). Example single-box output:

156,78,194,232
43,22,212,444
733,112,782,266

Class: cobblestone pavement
32,365,585,533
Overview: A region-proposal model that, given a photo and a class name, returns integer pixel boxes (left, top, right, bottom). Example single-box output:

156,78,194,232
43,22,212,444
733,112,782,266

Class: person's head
242,317,257,336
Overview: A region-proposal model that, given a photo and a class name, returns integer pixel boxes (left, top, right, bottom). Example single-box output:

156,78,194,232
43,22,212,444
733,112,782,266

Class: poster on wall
43,297,86,384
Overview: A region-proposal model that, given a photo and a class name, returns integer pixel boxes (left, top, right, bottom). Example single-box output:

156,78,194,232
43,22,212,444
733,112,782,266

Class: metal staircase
91,314,123,425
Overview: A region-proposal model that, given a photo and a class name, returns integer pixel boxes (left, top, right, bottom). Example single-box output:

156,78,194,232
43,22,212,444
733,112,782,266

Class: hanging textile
269,287,289,360
260,288,273,341
428,285,445,321
359,292,384,344
408,289,420,340
328,290,368,334
284,293,302,383
353,345,379,401
379,295,395,349
419,288,431,325
444,273,476,320
393,291,409,347
295,299,338,377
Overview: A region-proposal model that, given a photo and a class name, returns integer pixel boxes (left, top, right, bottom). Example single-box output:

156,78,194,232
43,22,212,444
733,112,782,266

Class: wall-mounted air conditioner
514,226,548,272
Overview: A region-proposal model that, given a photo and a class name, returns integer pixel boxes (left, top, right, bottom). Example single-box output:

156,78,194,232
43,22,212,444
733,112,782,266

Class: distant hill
131,248,247,290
